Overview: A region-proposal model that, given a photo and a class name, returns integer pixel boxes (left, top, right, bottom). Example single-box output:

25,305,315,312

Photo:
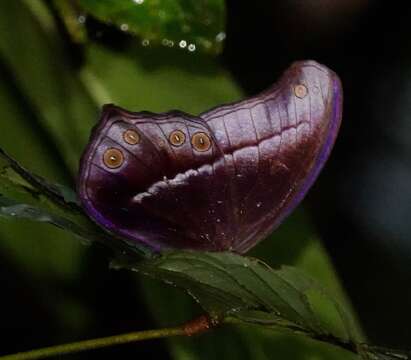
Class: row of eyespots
169,130,212,152
103,129,212,169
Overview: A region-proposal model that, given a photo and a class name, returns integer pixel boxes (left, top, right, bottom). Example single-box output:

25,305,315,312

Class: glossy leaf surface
78,0,226,54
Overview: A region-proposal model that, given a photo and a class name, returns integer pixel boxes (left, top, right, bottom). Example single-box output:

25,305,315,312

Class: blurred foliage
0,1,97,173
0,0,375,359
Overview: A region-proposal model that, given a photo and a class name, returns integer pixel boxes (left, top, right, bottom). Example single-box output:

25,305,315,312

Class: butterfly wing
201,60,342,252
78,60,342,253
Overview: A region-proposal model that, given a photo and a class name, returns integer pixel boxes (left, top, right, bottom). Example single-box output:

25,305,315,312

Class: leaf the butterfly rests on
78,60,343,253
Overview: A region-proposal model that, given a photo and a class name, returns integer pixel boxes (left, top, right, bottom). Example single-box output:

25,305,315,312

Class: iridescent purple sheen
77,60,343,253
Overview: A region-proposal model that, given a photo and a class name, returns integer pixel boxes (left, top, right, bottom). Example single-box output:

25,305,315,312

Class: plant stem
0,315,212,360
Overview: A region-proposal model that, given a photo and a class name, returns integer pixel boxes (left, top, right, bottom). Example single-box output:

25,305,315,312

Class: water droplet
217,200,223,204
133,0,144,4
256,202,262,208
179,40,187,48
216,32,226,42
162,38,174,47
163,176,168,181
142,39,150,46
188,43,196,52
120,23,129,32
216,218,221,223
77,15,86,24
10,212,16,216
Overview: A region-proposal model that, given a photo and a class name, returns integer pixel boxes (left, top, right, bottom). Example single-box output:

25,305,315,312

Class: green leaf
78,0,226,54
122,251,410,358
115,251,358,345
141,218,359,360
0,148,92,242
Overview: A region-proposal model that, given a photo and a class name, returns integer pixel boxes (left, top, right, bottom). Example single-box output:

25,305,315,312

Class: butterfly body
78,60,342,253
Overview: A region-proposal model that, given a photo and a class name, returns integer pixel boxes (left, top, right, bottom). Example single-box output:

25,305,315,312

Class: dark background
0,1,410,358
225,0,411,347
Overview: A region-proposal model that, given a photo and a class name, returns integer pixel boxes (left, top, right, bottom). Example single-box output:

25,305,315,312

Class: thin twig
0,315,213,360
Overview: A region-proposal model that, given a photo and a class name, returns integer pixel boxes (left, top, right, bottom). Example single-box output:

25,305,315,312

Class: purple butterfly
78,60,342,253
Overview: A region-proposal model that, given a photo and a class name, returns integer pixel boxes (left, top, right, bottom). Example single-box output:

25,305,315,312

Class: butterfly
78,60,342,253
